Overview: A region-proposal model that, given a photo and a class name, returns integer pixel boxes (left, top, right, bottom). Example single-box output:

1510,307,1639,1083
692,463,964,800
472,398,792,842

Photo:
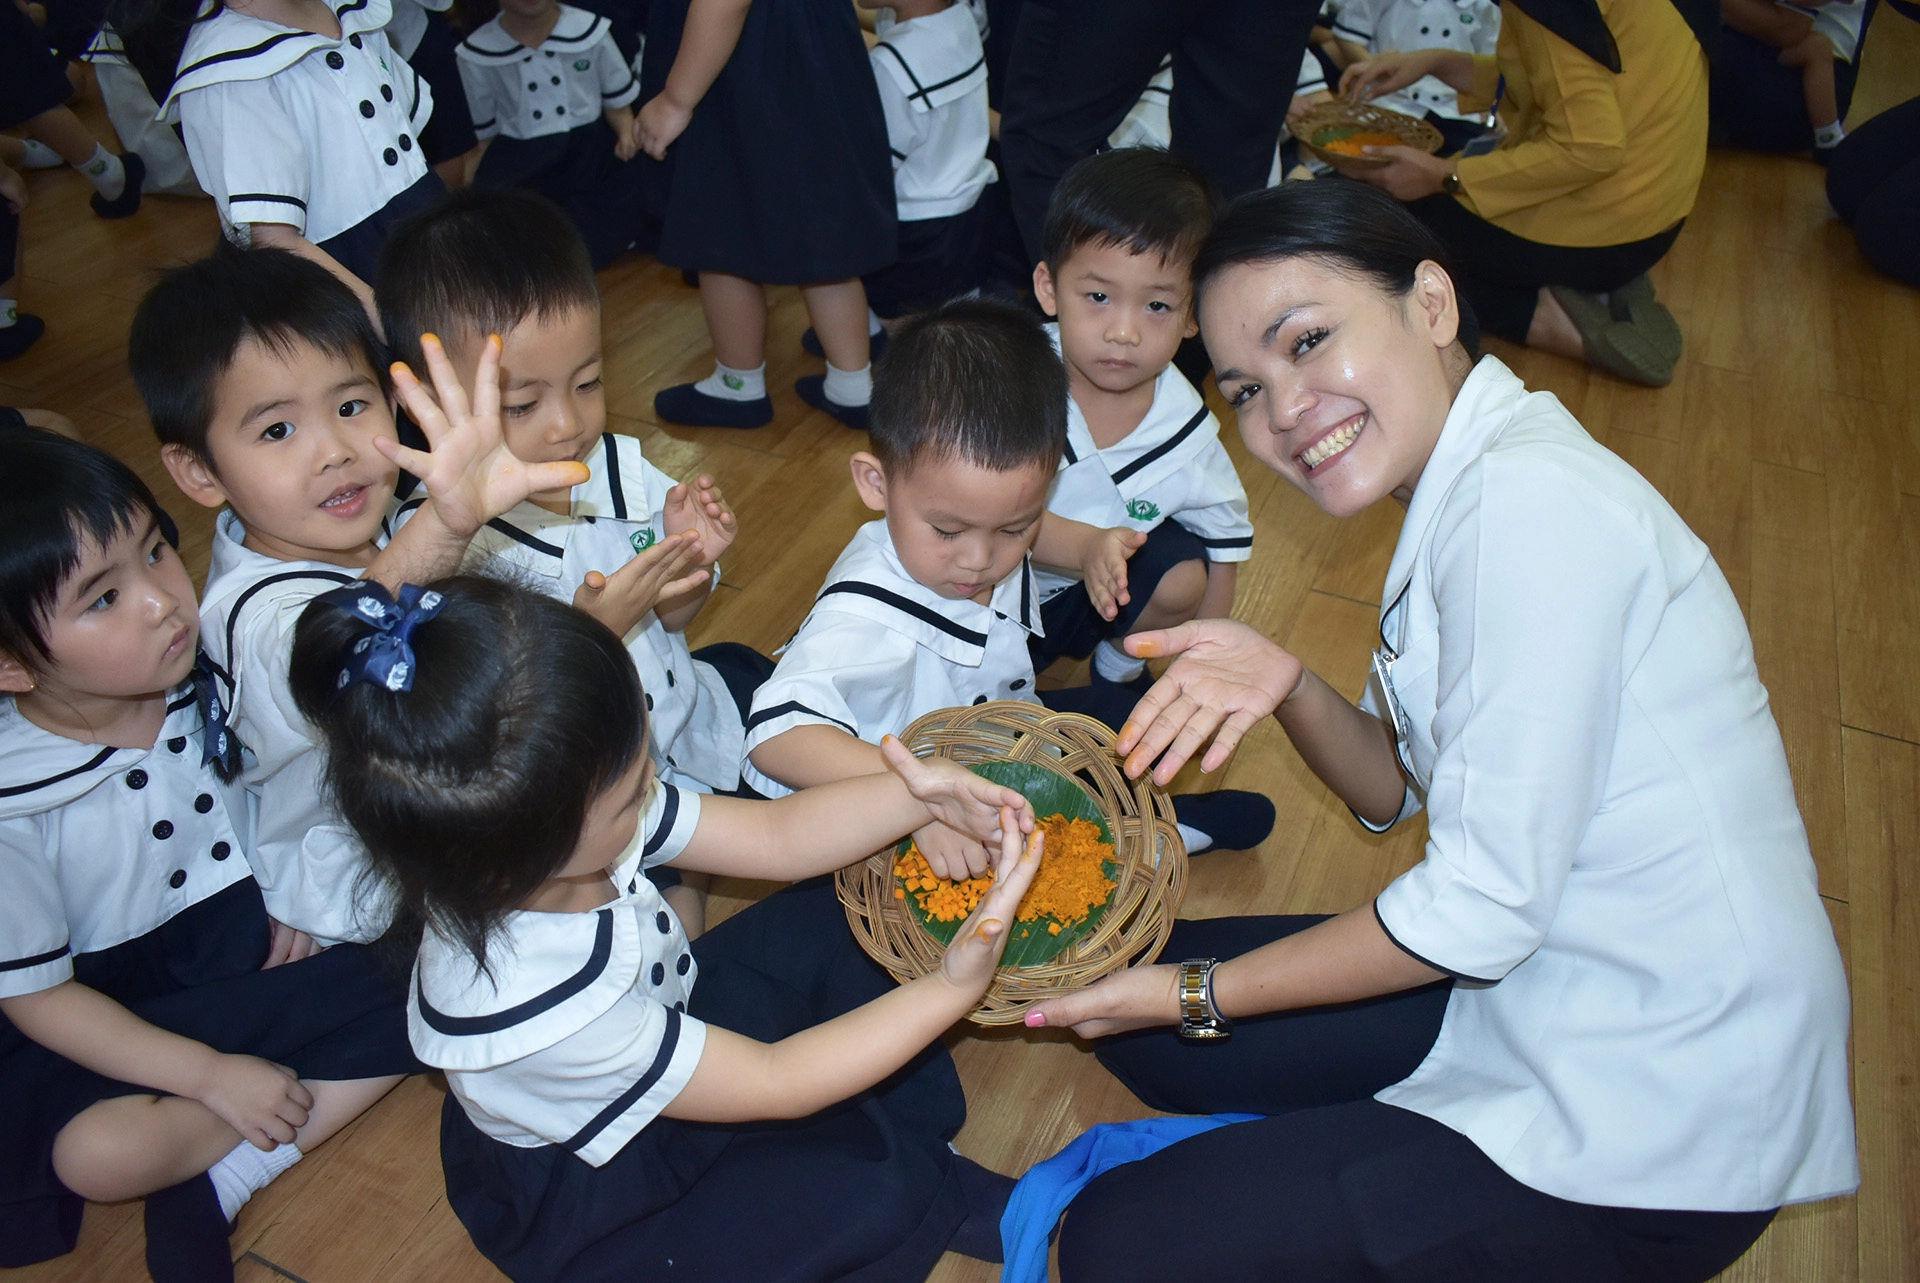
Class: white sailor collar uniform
742,520,1042,798
1037,325,1253,600
1331,0,1498,121
1359,357,1858,1211
200,512,392,945
165,0,433,243
0,691,252,1000
456,5,638,141
870,5,996,221
409,782,706,1166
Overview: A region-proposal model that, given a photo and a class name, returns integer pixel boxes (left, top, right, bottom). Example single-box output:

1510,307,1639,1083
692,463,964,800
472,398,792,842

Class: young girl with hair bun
290,572,1043,1281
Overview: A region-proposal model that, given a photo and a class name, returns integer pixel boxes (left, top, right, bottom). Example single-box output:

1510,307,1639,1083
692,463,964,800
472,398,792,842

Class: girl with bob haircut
1017,180,1858,1281
0,425,414,1283
289,572,1045,1281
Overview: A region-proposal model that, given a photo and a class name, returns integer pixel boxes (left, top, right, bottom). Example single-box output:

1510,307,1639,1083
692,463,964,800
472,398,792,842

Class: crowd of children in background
0,0,1907,1277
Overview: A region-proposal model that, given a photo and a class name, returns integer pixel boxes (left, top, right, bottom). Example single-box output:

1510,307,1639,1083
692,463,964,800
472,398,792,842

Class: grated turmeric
893,813,1116,931
1319,130,1403,156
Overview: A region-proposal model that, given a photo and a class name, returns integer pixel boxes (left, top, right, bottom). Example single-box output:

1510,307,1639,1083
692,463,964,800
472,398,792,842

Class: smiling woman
1022,182,1860,1283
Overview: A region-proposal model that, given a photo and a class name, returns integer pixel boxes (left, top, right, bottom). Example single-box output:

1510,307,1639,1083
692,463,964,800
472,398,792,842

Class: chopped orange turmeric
1319,130,1403,156
893,813,1117,931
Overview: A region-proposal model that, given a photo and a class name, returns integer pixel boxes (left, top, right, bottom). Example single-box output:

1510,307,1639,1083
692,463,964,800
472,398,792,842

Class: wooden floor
5,25,1919,1281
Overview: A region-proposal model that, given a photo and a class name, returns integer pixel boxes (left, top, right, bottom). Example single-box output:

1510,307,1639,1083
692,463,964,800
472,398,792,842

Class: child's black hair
1193,180,1479,354
290,575,649,971
868,297,1067,479
129,242,388,465
1042,146,1218,274
376,188,600,376
0,423,173,669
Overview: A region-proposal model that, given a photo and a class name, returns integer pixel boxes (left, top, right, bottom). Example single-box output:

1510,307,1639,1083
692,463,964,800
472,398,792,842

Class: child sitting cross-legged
1028,149,1260,731
0,427,417,1283
130,244,586,948
377,188,768,931
744,297,1274,879
288,573,1043,1281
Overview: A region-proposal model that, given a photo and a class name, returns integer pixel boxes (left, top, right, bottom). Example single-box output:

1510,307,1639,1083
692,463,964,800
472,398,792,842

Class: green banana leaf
895,759,1119,967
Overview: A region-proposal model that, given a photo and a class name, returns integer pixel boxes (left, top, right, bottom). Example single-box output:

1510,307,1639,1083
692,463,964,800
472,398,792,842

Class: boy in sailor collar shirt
129,245,585,946
1028,147,1255,700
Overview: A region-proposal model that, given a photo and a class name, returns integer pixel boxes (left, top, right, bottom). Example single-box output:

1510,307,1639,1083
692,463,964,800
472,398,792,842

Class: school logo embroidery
1125,498,1160,522
631,528,658,553
574,58,591,71
1460,13,1474,21
722,372,745,391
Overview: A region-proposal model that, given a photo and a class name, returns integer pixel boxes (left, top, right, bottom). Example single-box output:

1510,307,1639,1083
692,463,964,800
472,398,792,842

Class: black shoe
1173,789,1276,854
795,374,869,430
653,381,773,428
801,326,889,364
946,1155,1014,1263
0,313,46,361
90,151,145,219
144,1173,235,1283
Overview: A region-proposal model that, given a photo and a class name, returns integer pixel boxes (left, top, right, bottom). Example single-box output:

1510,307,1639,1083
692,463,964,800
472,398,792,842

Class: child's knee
1779,34,1832,68
51,1102,155,1200
1141,558,1208,622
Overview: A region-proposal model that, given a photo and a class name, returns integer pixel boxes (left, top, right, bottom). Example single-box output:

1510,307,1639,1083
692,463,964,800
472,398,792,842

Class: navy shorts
1031,519,1208,671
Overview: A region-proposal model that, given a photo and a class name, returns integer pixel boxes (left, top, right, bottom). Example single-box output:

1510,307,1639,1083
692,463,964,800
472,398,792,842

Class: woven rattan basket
836,701,1187,1026
1288,100,1445,170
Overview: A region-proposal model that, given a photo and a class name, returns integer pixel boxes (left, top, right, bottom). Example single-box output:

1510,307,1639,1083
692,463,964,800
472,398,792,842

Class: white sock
1814,121,1845,149
19,139,62,169
1177,821,1212,855
822,361,872,407
867,308,885,336
206,1140,303,1221
693,361,766,402
0,301,16,329
74,144,126,201
1091,639,1145,683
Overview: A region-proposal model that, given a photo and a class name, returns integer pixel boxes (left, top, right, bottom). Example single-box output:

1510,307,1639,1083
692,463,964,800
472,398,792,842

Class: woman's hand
1353,146,1454,202
196,1054,313,1150
1022,961,1181,1038
571,531,707,637
937,825,1046,993
1116,619,1305,785
634,94,693,161
882,735,1037,846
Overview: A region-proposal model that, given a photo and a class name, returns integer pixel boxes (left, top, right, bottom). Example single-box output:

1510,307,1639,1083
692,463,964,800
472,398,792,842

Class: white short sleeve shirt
1364,357,1858,1211
168,0,434,243
1036,325,1253,602
199,512,393,945
742,521,1043,798
456,5,638,142
409,782,706,1167
869,4,997,221
0,693,253,999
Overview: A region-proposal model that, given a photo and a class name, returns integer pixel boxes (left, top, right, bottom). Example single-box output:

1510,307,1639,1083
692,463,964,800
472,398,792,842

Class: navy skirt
473,124,649,270
639,0,896,283
0,2,75,130
440,878,969,1283
0,877,420,1267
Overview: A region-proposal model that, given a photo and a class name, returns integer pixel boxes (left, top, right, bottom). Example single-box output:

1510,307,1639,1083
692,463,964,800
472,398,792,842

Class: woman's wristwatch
1442,166,1464,198
1176,958,1232,1041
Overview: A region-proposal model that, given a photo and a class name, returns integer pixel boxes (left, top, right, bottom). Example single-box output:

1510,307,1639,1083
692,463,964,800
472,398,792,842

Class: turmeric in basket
1319,131,1404,156
894,813,1116,929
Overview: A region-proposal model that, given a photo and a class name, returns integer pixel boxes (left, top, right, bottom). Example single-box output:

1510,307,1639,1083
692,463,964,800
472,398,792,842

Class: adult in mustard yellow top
1339,0,1712,386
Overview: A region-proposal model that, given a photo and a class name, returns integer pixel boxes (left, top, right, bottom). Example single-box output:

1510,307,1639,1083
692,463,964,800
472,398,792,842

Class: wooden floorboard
6,27,1920,1280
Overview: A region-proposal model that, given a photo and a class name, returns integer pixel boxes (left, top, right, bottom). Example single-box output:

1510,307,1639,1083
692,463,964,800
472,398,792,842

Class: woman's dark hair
376,187,600,377
869,297,1067,479
290,575,649,971
130,242,388,466
0,424,172,669
1194,182,1479,352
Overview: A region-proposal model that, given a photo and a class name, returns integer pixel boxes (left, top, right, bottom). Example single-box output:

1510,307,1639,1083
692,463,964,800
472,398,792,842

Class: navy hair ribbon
189,648,243,781
316,583,446,694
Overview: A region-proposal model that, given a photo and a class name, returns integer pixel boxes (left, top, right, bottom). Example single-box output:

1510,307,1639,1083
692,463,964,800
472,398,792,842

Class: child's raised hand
662,474,738,564
1085,526,1148,622
911,816,991,881
881,734,1035,846
635,94,693,161
572,530,708,638
382,334,591,539
199,1054,314,1151
936,823,1045,994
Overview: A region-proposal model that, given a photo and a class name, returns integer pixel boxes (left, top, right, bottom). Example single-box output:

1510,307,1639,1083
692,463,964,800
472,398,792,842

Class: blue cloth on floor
999,1113,1259,1281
